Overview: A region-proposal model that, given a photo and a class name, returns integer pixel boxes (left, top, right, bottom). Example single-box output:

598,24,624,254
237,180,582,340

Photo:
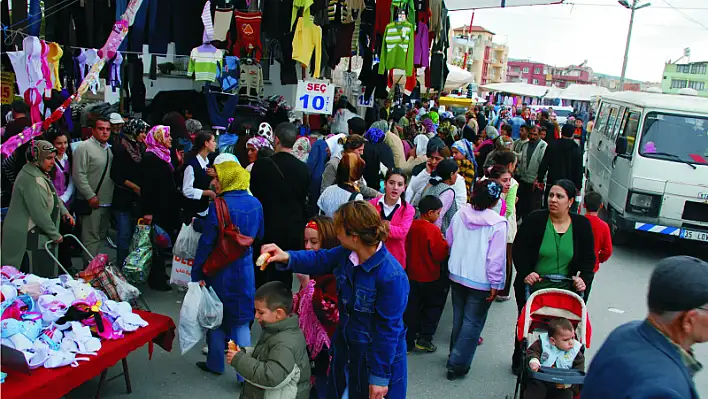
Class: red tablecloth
2,310,176,399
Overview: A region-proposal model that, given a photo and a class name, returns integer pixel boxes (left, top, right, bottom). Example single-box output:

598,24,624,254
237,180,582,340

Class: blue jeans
113,210,134,268
206,322,251,375
447,282,492,374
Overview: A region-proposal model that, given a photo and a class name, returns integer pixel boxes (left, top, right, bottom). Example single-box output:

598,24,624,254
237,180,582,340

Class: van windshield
639,112,708,165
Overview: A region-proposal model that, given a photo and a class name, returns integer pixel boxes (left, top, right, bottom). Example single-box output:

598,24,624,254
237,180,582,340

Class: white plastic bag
197,286,223,330
174,223,201,259
178,282,205,354
170,255,193,287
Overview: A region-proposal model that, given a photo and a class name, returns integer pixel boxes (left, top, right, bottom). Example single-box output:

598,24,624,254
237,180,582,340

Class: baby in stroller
525,318,585,399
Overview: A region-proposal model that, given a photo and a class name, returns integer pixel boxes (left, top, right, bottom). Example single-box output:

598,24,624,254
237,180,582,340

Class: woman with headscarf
292,136,312,163
421,159,460,233
422,117,437,138
451,139,477,201
141,125,180,291
476,126,498,168
325,133,346,160
46,127,75,269
483,135,514,169
362,121,395,191
111,118,149,268
402,134,428,176
245,135,274,172
2,140,73,273
192,156,264,376
306,139,330,217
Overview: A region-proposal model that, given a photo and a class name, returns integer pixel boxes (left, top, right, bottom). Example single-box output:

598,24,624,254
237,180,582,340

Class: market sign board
296,81,335,115
1,72,16,104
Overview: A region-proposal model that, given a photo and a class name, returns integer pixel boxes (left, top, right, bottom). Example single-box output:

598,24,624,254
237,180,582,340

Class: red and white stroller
511,275,592,399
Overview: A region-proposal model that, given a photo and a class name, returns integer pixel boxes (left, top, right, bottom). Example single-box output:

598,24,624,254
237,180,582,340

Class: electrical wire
7,0,80,30
659,0,708,31
565,1,708,10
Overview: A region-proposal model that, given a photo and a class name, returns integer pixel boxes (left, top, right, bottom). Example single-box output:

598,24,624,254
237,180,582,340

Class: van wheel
609,208,629,246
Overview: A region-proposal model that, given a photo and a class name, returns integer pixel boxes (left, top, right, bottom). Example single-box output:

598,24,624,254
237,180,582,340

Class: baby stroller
511,274,592,399
44,234,150,311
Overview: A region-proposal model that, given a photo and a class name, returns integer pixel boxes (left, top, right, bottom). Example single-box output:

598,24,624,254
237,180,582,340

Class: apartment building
661,61,708,97
448,25,508,85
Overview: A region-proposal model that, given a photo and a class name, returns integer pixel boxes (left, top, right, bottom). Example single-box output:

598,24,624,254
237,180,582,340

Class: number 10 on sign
295,81,335,115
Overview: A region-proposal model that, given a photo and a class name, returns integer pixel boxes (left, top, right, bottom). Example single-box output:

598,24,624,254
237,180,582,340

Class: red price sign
1,72,16,105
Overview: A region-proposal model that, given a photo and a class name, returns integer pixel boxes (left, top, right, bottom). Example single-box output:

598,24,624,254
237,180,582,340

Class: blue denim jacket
286,245,409,397
192,191,264,326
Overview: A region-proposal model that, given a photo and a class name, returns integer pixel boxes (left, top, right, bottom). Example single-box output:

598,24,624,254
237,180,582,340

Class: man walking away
582,256,708,399
537,124,582,210
251,122,310,289
539,110,557,143
515,125,547,221
72,117,114,258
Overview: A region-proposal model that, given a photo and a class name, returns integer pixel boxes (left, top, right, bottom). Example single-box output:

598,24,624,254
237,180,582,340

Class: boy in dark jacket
525,318,585,399
404,195,451,353
536,124,583,209
227,282,311,399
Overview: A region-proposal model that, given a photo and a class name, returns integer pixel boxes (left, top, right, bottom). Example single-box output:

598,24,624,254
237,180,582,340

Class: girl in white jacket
445,180,508,381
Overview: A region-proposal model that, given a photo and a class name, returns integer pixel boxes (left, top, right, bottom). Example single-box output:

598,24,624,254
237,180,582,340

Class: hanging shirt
292,17,323,78
188,47,225,82
378,21,415,76
413,21,429,68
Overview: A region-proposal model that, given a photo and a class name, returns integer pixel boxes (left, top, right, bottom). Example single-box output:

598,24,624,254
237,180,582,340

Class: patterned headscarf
31,140,57,171
293,136,311,162
123,119,149,141
145,125,172,167
185,119,203,134
246,135,273,152
215,160,250,192
452,139,475,160
422,118,436,134
365,121,388,144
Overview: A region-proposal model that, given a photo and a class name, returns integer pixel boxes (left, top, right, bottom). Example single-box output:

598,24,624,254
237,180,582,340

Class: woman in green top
510,179,596,374
2,140,74,274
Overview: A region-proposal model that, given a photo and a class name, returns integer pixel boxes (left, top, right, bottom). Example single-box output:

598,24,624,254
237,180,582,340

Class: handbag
202,197,254,276
74,149,110,216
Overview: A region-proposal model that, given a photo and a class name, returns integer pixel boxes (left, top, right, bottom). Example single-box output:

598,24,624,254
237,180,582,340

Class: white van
585,91,708,244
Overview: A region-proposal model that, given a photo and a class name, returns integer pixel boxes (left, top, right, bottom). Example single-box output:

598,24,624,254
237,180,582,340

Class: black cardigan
140,152,180,232
110,141,142,212
512,210,596,285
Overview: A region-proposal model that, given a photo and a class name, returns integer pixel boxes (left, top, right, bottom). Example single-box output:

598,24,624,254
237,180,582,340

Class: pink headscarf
246,135,273,151
146,125,172,168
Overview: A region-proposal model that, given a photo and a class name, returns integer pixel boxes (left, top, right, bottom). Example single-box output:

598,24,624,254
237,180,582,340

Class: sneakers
495,295,511,302
446,368,466,381
414,338,437,353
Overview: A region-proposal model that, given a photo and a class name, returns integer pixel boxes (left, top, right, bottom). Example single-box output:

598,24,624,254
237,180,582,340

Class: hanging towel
213,8,233,42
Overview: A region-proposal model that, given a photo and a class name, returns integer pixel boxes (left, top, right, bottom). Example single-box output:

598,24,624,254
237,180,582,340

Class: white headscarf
413,134,429,158
214,153,240,166
325,133,346,159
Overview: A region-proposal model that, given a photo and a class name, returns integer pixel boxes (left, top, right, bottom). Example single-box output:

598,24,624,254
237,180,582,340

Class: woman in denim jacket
261,200,410,399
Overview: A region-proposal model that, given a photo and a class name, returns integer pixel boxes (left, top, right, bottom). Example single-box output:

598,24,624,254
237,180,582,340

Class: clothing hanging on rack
292,18,323,78
231,11,263,61
213,8,234,42
189,45,225,82
205,85,242,128
378,20,415,76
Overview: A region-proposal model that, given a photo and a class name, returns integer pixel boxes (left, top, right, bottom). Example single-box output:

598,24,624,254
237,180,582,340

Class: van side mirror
615,137,627,155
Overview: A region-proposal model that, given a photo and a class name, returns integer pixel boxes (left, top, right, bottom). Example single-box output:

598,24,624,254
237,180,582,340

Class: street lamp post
618,0,651,90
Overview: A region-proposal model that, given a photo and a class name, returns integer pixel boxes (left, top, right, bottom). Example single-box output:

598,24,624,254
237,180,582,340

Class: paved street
64,235,707,399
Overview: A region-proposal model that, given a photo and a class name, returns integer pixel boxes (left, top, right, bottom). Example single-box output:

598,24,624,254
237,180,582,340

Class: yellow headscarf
215,160,250,192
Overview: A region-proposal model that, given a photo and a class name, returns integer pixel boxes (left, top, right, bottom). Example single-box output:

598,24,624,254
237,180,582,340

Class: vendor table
2,310,176,399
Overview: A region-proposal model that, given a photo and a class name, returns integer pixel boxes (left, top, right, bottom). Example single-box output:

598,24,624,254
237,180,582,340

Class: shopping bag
179,282,205,354
197,286,223,330
123,224,153,284
106,265,141,302
170,255,193,287
174,223,201,259
153,224,172,249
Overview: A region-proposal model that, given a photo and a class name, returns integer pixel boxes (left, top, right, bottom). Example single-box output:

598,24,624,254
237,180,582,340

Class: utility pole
618,0,651,90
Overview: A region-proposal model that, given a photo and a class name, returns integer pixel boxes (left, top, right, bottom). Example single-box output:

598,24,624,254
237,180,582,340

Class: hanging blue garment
204,84,240,127
220,56,240,92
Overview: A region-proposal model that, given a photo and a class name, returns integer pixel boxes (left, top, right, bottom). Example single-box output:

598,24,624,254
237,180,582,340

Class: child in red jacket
583,191,613,302
404,195,450,353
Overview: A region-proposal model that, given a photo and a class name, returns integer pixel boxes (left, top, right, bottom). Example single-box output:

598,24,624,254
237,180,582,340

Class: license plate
681,229,708,242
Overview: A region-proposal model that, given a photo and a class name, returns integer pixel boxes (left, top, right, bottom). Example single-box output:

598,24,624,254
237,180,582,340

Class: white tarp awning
553,84,611,101
444,64,476,92
479,82,549,97
446,0,564,11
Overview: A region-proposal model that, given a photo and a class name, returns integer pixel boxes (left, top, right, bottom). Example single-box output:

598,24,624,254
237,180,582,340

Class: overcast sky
448,0,708,82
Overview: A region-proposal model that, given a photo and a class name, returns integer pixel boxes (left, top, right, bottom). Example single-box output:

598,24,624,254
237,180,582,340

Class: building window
522,67,529,73
676,64,690,73
670,79,688,89
514,67,520,72
688,81,706,91
532,78,539,84
534,68,540,74
690,63,707,74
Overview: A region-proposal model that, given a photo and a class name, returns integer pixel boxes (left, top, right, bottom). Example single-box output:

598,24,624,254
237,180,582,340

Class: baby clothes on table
232,11,262,61
292,17,323,78
188,46,225,82
213,8,234,41
239,61,264,99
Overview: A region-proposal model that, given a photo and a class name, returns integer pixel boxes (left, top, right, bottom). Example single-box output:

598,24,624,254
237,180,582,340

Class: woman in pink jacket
369,168,415,269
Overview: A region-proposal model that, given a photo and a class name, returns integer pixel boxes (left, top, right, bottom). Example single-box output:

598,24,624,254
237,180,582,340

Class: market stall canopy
552,84,611,101
446,0,564,11
444,64,475,92
479,82,549,97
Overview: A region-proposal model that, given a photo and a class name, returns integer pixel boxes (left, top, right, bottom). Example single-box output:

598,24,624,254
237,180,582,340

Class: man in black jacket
539,110,557,143
250,123,310,289
536,124,583,209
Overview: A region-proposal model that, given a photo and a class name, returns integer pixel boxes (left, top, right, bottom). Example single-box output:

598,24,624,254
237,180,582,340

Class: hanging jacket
378,21,415,76
239,62,264,99
292,18,323,79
